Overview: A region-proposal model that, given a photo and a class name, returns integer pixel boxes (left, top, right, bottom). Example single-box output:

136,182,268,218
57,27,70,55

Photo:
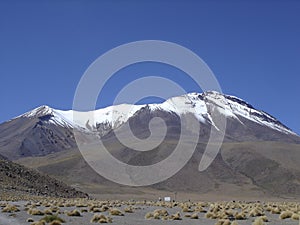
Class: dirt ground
1,199,300,225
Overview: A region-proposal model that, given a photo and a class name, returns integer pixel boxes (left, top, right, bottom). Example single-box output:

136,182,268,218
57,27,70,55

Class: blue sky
0,0,299,134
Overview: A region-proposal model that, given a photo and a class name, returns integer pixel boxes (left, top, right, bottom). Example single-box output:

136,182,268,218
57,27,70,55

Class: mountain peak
17,105,75,128
23,105,54,118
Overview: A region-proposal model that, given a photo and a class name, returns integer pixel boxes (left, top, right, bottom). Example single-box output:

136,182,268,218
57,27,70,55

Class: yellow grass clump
195,205,207,213
235,212,246,220
75,203,87,208
280,211,293,219
124,206,134,213
169,212,181,220
90,213,112,223
28,208,45,216
205,212,216,219
190,212,198,219
109,208,124,216
271,207,281,214
252,217,265,225
145,212,153,219
182,206,193,212
44,209,53,215
259,215,269,222
30,221,46,225
153,209,169,217
144,208,170,220
41,215,65,223
2,204,20,213
292,213,300,220
49,221,62,225
66,209,81,217
92,208,102,213
249,208,264,217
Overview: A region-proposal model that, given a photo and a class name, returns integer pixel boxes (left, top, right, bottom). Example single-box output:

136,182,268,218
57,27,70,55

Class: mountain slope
15,141,300,198
0,154,87,198
0,109,76,160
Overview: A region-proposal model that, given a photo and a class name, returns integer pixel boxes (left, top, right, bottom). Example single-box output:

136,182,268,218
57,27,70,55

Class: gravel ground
0,200,300,225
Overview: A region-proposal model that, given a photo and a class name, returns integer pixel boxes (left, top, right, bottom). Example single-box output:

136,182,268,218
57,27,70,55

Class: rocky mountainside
0,154,87,198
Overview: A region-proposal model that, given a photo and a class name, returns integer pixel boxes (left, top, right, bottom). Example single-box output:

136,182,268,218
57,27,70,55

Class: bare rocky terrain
0,154,87,199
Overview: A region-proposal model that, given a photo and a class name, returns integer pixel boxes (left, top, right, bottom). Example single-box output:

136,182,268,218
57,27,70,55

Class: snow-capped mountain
18,91,297,136
0,91,298,160
1,91,300,197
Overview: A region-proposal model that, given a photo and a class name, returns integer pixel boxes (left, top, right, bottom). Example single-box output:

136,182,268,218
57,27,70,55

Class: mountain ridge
14,91,298,136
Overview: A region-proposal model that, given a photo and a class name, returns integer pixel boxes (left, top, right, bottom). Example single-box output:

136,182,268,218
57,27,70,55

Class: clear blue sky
0,0,299,134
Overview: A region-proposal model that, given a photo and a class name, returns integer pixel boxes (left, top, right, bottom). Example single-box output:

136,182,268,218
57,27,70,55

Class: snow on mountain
57,104,144,131
20,105,74,128
19,92,297,136
223,93,295,135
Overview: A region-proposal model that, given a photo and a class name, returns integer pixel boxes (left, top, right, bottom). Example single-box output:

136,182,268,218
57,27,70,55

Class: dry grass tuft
92,208,102,212
66,209,81,217
292,213,300,220
271,207,281,214
28,208,45,216
145,212,153,219
215,219,231,225
44,209,53,215
205,212,215,219
109,208,124,216
259,215,268,222
91,213,106,223
153,211,160,219
124,206,134,213
280,211,293,219
41,215,65,223
249,208,264,217
90,213,112,223
30,221,46,225
144,209,169,220
235,212,246,220
252,217,265,225
182,206,193,212
153,209,168,217
49,221,62,225
195,206,207,213
190,212,198,219
2,204,20,213
169,212,181,220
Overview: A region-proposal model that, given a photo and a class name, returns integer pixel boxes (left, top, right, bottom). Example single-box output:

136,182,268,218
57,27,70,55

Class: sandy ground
0,200,300,225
